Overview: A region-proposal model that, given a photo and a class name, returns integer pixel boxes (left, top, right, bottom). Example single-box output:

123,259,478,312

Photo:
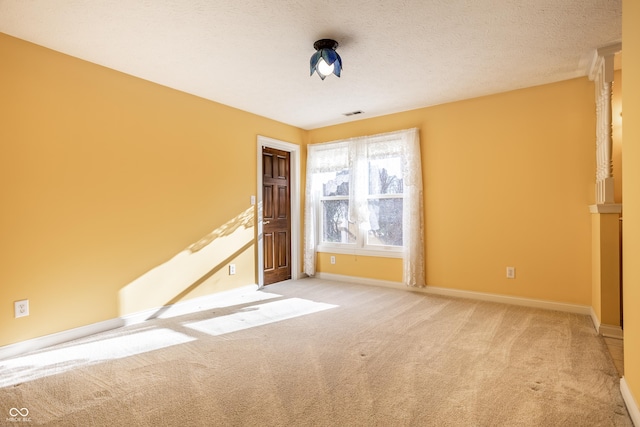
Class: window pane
322,200,356,244
367,198,403,246
318,170,350,197
369,157,403,195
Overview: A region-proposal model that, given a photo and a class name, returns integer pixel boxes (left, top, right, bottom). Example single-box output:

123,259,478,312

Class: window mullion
313,134,408,256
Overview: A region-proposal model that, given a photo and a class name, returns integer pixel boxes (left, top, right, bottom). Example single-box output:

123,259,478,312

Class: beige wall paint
309,78,595,305
0,34,305,347
622,0,640,411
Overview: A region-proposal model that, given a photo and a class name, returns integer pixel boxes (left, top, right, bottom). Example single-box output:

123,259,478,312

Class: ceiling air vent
343,110,364,117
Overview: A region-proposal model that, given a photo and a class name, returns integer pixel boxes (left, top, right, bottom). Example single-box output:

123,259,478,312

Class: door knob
263,220,270,225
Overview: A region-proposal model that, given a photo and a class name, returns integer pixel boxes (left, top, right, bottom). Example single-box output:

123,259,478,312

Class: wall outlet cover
15,299,29,318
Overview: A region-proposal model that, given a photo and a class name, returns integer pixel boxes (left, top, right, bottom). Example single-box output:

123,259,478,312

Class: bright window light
0,328,195,388
152,291,282,320
184,298,338,336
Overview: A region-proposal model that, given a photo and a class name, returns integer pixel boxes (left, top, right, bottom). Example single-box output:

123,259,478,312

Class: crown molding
588,42,622,81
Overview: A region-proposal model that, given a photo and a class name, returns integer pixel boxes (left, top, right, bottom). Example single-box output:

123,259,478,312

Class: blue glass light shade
310,39,342,80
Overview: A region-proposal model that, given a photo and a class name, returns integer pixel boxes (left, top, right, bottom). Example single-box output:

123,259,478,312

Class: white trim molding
588,43,622,81
0,284,259,361
599,324,624,339
315,272,591,315
589,42,622,205
590,203,623,214
317,246,403,259
589,307,625,339
0,318,125,362
315,272,403,291
621,377,640,427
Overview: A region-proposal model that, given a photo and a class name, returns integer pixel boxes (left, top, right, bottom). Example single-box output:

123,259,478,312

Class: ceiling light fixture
310,39,342,80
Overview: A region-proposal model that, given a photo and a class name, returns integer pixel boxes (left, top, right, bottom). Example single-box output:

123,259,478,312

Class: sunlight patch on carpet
151,291,283,320
0,328,195,388
183,298,338,336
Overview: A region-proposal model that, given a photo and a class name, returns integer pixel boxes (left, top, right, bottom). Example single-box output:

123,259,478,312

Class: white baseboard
589,308,625,339
599,324,624,339
621,377,640,426
315,273,592,315
0,318,125,362
315,272,405,291
0,284,259,361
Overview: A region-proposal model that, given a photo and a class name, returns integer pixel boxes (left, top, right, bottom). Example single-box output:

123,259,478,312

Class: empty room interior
1,1,639,425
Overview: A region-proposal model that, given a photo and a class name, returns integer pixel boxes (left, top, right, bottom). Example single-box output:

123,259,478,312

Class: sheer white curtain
303,142,350,277
304,128,425,287
399,128,425,287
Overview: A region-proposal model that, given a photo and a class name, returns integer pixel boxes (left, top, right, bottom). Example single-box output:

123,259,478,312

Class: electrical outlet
506,267,516,279
229,264,236,275
330,256,336,265
14,299,29,318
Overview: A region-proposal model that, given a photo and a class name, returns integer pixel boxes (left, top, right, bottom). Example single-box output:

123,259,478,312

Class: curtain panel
304,128,425,287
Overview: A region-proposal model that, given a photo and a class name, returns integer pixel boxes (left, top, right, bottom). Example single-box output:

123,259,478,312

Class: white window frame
305,128,424,286
362,192,404,254
315,151,404,259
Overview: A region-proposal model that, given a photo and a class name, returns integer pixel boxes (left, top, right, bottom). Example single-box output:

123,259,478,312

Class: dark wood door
262,146,291,285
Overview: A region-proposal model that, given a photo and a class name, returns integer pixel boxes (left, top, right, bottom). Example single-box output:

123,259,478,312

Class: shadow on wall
118,206,255,317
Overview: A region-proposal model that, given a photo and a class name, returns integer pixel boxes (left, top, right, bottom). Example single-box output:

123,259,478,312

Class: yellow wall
622,0,640,411
591,214,622,326
0,33,305,347
309,78,595,305
316,253,402,282
0,30,604,356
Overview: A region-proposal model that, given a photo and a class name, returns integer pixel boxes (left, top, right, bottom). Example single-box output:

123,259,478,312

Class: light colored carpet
0,278,632,426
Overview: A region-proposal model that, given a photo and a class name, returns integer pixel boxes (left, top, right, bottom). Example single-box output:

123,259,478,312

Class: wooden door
262,147,291,285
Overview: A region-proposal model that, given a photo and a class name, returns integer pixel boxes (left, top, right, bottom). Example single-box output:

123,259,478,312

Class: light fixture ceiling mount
310,39,342,80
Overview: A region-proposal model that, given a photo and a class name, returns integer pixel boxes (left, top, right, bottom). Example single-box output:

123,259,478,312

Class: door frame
257,136,301,288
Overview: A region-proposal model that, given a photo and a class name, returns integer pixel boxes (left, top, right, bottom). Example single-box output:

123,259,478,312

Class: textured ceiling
0,0,622,130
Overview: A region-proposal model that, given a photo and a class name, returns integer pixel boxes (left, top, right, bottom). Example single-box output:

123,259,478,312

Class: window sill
316,245,403,259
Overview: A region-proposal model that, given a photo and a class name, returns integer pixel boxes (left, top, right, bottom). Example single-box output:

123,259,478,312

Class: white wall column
589,43,621,206
588,43,623,338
